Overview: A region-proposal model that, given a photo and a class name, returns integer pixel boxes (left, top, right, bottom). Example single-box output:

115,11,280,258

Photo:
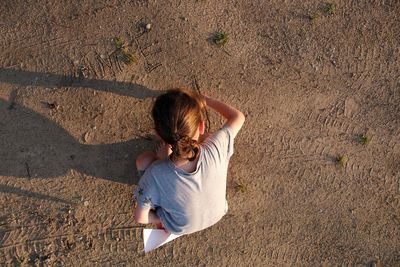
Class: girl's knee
136,151,157,171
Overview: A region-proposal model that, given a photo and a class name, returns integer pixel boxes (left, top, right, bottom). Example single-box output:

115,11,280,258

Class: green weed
335,155,347,167
323,3,337,15
113,37,137,65
117,51,137,65
233,181,247,193
309,13,320,21
309,2,336,21
113,37,126,50
213,32,229,46
358,135,370,145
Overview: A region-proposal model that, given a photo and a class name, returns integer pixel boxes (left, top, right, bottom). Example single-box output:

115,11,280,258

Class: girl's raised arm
204,96,245,139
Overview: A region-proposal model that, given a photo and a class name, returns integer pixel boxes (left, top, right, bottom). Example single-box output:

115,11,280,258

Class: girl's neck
170,152,200,173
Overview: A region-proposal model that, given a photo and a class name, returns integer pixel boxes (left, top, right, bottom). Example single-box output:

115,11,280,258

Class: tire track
0,226,141,265
259,108,399,188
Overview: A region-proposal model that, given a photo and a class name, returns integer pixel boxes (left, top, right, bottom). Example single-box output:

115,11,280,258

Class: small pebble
84,201,89,206
145,23,151,30
83,131,94,143
100,54,106,59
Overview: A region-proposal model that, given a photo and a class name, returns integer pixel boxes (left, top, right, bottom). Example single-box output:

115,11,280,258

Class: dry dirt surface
1,0,399,266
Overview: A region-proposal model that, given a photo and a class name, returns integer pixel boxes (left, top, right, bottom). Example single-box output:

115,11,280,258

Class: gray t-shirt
134,126,234,235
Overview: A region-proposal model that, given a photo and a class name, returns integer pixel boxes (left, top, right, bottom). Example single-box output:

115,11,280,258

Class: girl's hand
199,94,207,109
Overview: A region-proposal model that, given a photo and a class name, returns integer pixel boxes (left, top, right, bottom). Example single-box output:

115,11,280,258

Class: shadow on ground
0,68,162,99
0,68,160,186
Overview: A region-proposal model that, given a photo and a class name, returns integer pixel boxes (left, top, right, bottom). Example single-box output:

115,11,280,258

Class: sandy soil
1,0,399,266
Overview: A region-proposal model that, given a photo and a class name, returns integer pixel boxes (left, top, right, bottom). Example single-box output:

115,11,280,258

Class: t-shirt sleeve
204,125,235,160
134,169,158,209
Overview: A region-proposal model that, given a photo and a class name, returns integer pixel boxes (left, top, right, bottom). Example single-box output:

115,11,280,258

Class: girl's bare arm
204,96,245,138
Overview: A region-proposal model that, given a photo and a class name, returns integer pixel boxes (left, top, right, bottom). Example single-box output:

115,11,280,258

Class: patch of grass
233,181,247,193
309,2,336,21
358,134,370,145
113,37,137,65
212,32,229,46
113,37,126,50
117,51,137,65
335,155,347,167
309,13,320,21
323,3,336,15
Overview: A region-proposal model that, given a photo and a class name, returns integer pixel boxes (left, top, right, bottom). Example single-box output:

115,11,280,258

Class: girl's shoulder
201,125,233,143
200,126,234,159
148,158,172,173
140,159,172,182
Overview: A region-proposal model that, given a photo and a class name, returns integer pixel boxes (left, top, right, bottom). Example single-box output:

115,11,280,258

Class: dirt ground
0,0,399,266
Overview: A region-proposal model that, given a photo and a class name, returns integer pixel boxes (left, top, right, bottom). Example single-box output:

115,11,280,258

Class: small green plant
309,2,336,21
117,51,137,65
213,32,229,46
113,37,126,50
358,135,370,145
323,3,336,15
309,13,320,21
113,37,137,65
233,181,247,193
335,155,347,167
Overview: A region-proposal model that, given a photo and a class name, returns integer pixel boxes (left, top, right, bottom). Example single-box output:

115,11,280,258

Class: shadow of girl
0,99,151,185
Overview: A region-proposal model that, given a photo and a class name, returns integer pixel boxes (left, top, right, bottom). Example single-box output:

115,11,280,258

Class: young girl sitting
134,88,245,235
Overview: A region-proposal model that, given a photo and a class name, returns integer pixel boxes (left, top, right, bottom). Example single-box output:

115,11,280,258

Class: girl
134,88,245,235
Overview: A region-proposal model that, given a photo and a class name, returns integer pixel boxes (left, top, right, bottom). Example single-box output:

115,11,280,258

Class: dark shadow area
0,98,150,184
0,184,72,204
0,68,162,99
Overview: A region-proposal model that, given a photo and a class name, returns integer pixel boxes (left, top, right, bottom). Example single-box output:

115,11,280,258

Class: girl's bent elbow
136,218,147,224
135,207,149,224
236,112,245,126
239,111,245,122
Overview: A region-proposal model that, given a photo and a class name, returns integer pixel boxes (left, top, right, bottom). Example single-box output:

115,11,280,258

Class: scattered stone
84,201,89,207
42,101,59,110
77,66,89,79
145,23,151,31
83,131,94,143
